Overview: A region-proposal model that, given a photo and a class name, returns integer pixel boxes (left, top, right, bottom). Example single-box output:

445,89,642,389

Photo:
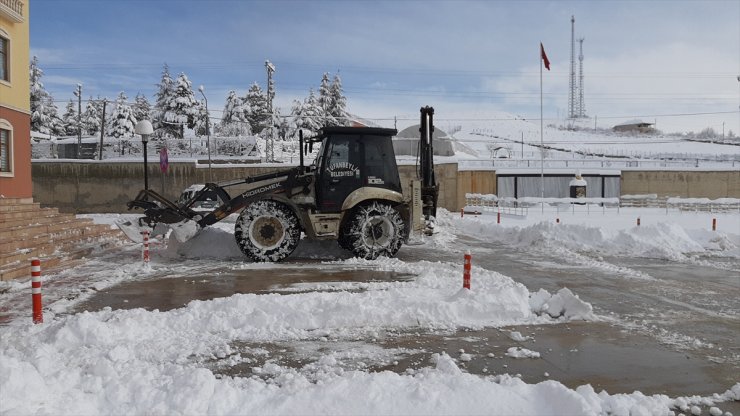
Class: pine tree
81,97,101,136
45,96,65,136
109,92,137,138
217,90,249,136
289,98,305,136
152,64,177,138
193,100,209,137
61,99,78,136
132,93,151,122
329,73,347,126
317,73,334,127
221,90,243,125
300,89,323,134
164,73,199,138
29,56,59,134
244,83,270,135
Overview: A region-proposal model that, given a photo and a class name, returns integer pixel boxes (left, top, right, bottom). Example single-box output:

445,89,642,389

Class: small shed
613,120,655,133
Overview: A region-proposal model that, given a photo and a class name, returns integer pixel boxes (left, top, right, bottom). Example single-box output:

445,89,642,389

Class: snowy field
0,208,738,415
32,111,740,172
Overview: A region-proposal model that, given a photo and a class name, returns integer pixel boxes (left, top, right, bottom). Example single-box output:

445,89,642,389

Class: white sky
29,0,740,134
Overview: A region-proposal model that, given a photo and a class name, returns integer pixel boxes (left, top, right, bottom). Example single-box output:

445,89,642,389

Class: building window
0,128,10,173
0,35,8,82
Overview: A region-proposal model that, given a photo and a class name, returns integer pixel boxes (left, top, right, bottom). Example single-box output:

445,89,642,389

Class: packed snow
1,206,738,415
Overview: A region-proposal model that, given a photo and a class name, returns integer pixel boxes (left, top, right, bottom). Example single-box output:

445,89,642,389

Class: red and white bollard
141,230,150,263
463,250,472,290
31,258,42,324
712,218,717,231
497,211,501,224
637,217,641,227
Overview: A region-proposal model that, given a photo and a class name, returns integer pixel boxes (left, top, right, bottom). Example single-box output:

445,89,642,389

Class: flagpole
540,44,545,213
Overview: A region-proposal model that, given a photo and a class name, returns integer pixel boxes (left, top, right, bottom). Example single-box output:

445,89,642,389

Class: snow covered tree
317,73,335,127
164,73,199,138
29,56,59,134
299,89,322,135
61,99,79,136
193,100,209,137
244,83,270,135
221,90,244,125
329,73,347,126
81,97,101,136
109,92,137,138
152,64,177,138
132,93,151,122
217,90,250,136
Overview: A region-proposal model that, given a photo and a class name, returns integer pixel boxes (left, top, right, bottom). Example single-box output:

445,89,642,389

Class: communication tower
568,16,577,119
578,38,586,118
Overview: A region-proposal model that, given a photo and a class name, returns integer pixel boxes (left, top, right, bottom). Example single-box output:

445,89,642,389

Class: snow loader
117,106,439,262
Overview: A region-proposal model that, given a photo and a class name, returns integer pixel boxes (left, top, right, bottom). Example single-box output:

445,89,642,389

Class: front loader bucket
116,218,171,243
116,218,199,243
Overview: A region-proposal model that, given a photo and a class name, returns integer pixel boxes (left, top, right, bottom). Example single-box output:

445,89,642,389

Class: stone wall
32,161,739,214
32,161,462,214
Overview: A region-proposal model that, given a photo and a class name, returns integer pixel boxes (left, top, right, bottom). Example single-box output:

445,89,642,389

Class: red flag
540,43,551,71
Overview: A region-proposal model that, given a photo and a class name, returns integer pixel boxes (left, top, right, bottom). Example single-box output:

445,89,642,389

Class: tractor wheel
234,200,301,262
345,201,405,260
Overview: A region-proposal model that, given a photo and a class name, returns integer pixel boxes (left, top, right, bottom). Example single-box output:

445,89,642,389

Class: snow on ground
1,208,739,415
452,207,740,265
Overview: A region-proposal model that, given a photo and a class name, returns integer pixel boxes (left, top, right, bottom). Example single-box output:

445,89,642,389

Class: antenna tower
568,15,577,119
578,37,586,118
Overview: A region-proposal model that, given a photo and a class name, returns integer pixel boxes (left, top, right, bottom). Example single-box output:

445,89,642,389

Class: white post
540,45,545,213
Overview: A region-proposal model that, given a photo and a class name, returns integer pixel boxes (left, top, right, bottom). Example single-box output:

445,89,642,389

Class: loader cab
314,127,401,212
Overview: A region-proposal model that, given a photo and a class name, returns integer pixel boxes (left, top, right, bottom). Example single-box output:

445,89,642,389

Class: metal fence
465,193,740,214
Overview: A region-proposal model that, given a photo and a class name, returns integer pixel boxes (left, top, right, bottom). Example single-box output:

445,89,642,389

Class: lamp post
135,120,154,195
198,85,213,182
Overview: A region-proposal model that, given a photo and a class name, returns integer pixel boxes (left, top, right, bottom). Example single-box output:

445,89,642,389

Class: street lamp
135,120,154,194
198,85,213,182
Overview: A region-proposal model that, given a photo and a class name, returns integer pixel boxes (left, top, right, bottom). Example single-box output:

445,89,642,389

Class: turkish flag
540,43,551,71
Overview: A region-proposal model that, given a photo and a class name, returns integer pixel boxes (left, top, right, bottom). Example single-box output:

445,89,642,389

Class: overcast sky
30,0,740,134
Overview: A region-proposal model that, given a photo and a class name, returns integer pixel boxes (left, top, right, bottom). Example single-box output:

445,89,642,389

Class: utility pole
74,84,82,158
98,99,107,160
265,60,276,162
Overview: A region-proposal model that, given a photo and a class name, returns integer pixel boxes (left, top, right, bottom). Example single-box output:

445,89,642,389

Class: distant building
613,120,655,134
0,0,31,198
346,114,381,128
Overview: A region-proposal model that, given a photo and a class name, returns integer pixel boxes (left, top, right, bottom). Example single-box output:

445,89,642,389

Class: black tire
345,201,405,260
234,200,301,262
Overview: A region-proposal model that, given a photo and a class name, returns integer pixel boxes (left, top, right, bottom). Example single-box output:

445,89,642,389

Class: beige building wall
0,0,30,112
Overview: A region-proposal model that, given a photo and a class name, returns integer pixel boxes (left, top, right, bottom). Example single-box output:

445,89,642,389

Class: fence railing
465,193,740,214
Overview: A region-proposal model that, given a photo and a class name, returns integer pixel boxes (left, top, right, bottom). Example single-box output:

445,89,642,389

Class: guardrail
465,193,740,214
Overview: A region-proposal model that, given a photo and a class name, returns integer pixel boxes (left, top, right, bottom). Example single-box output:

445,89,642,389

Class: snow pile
505,347,541,359
529,288,594,320
451,214,738,262
3,331,737,416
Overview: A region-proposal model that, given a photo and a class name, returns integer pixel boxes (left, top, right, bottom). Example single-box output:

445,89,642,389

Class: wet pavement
74,265,414,313
66,232,739,409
